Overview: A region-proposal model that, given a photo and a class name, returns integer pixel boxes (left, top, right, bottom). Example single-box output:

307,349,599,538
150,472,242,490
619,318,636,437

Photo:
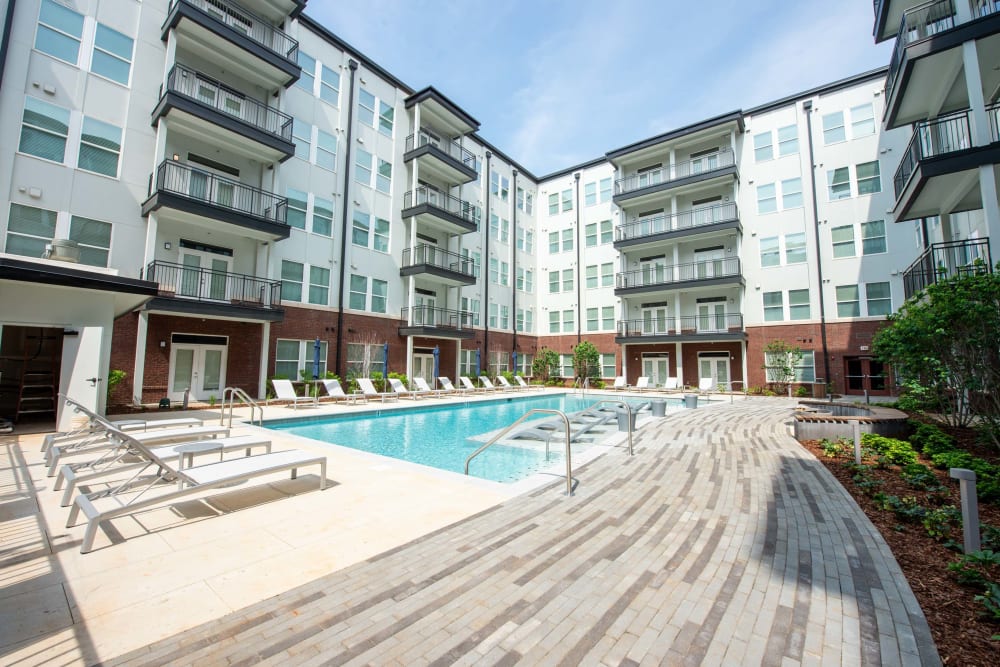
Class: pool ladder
220,386,263,427
572,376,590,395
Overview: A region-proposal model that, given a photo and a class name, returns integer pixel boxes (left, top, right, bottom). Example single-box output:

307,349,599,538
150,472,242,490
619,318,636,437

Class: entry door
690,150,719,174
187,165,236,207
694,248,724,279
641,354,670,387
414,295,436,325
640,257,667,286
169,344,227,401
179,250,230,301
699,355,730,390
642,307,670,335
697,303,727,332
413,354,435,385
844,357,889,396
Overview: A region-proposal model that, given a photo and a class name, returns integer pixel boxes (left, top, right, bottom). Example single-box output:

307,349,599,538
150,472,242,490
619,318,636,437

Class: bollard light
950,468,981,553
853,421,862,465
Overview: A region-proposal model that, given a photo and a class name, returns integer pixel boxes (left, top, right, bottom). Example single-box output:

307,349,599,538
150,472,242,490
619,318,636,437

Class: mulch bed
800,427,1000,665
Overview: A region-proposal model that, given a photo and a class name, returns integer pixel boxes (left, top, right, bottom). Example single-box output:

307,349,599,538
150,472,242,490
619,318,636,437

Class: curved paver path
108,399,939,666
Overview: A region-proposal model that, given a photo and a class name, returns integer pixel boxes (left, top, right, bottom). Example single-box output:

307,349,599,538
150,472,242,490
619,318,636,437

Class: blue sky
307,1,893,176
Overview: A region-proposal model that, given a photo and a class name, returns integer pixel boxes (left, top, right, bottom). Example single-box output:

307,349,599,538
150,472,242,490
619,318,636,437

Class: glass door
698,355,730,390
697,303,727,332
169,344,228,401
641,354,670,387
694,248,724,279
640,257,667,286
413,354,435,384
179,250,231,301
414,296,436,325
641,307,670,335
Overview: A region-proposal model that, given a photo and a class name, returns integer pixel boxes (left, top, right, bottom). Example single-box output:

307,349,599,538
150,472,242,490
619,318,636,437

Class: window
785,233,807,264
753,131,773,162
788,289,810,320
548,231,559,254
781,177,802,209
490,258,500,284
599,178,612,202
490,171,499,196
378,101,394,137
358,89,376,127
836,285,860,317
320,64,339,105
371,279,387,313
92,24,133,84
855,161,881,195
78,117,122,176
584,182,597,206
760,236,780,267
308,266,329,305
562,309,575,333
600,220,613,244
777,125,798,156
5,204,56,258
312,196,333,236
20,97,69,162
601,353,616,378
823,111,845,144
287,188,307,230
548,193,558,215
549,270,559,293
525,191,533,214
35,0,83,64
827,167,851,200
601,263,614,287
602,306,615,330
561,189,572,212
516,187,525,211
851,103,874,137
355,149,373,185
585,223,597,247
373,217,389,252
765,349,815,383
347,342,385,377
795,351,816,382
549,311,560,333
866,282,892,316
862,220,886,255
500,261,509,286
352,211,370,247
281,261,303,302
763,291,783,321
316,130,336,170
376,158,392,193
562,268,573,292
757,183,777,214
831,225,855,257
587,308,599,331
69,215,111,267
516,309,533,333
349,274,367,310
499,305,509,329
560,354,573,378
500,218,510,243
292,118,311,161
524,230,533,253
561,228,573,252
296,52,316,93
517,227,533,252
586,265,598,289
524,269,533,292
275,339,328,380
490,213,500,241
500,175,509,201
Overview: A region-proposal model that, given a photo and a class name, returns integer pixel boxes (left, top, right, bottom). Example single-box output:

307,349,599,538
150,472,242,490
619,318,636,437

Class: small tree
762,340,803,395
572,341,600,381
531,348,560,382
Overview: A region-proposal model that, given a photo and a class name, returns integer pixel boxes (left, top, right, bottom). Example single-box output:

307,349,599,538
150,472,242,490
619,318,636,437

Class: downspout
483,151,492,368
802,99,831,386
0,0,16,91
574,172,582,345
511,169,518,359
334,59,359,378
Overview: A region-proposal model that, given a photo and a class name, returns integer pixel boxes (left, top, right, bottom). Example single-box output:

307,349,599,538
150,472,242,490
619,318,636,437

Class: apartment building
0,0,966,427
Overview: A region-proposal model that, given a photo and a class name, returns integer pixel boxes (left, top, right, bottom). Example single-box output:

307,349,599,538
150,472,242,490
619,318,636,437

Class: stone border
793,399,909,440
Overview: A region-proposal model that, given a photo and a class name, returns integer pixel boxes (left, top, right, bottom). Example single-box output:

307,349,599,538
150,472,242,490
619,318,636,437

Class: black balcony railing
616,258,742,290
614,148,735,196
989,101,1000,143
403,187,479,228
887,0,956,95
902,238,992,299
617,314,744,338
144,260,282,307
405,131,477,171
616,202,738,242
400,306,475,329
163,64,293,141
150,160,288,225
401,245,477,276
893,109,972,199
172,0,299,63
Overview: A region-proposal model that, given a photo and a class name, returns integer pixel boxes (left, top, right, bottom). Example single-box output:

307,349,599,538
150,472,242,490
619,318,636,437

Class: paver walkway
107,399,939,666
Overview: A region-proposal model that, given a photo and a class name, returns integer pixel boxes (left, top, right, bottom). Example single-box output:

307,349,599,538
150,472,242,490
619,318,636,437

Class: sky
307,0,893,177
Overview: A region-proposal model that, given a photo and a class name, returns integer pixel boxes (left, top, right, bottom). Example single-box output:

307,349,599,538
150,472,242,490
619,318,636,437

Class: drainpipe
511,168,518,360
334,59,359,378
483,151,492,370
574,172,582,345
0,0,16,91
802,99,832,387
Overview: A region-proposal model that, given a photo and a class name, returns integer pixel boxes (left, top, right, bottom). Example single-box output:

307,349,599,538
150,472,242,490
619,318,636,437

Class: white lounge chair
357,378,398,402
66,426,327,553
271,379,316,409
460,376,482,393
635,377,651,392
321,378,365,404
414,377,447,398
698,378,716,393
439,377,468,395
480,377,500,392
496,376,519,391
389,377,424,400
514,376,543,391
610,377,627,391
663,377,681,392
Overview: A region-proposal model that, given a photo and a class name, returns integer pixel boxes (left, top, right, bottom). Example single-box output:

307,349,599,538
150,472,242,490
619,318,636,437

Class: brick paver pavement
106,399,939,666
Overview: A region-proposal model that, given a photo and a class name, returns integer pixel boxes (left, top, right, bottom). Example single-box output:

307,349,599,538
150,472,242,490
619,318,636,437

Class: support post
950,468,981,553
853,420,862,465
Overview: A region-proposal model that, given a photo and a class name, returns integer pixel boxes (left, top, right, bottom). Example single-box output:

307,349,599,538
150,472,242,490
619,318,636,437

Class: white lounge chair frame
414,377,446,398
438,377,468,395
389,377,424,400
322,378,365,404
514,376,543,391
357,378,398,402
271,379,317,409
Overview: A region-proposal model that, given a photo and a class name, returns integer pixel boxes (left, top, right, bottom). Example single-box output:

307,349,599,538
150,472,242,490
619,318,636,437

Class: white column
979,166,1000,263
672,244,680,286
454,339,461,381
258,321,270,399
961,40,991,147
405,335,414,385
741,339,749,393
132,311,149,406
668,148,676,181
676,342,684,387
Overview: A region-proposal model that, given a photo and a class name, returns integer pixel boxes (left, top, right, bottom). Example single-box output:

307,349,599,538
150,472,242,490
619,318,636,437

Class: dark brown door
844,357,889,396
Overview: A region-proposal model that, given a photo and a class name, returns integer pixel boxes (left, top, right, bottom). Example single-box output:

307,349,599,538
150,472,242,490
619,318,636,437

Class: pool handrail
221,386,263,427
464,408,575,496
584,399,635,456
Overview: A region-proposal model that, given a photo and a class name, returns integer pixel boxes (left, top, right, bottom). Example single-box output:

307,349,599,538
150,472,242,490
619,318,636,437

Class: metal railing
163,64,293,140
616,257,741,289
616,202,738,242
144,260,283,307
617,313,744,337
405,131,477,170
614,148,735,195
403,187,480,229
221,386,263,427
400,305,475,329
893,109,972,199
401,245,477,276
465,409,575,495
172,0,299,63
150,160,288,225
989,101,1000,143
902,238,992,299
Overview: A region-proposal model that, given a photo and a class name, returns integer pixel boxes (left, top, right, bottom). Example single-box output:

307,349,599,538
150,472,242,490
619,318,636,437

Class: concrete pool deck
0,395,939,665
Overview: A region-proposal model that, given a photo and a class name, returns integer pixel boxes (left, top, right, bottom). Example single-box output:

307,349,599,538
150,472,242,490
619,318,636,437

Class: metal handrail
893,109,972,199
405,131,477,170
617,202,739,242
151,160,289,225
400,305,475,328
614,148,736,195
886,0,956,96
585,399,635,456
617,313,744,337
901,238,992,299
144,260,283,308
221,386,263,427
403,187,480,227
465,409,575,495
171,0,299,63
401,244,477,276
616,257,742,289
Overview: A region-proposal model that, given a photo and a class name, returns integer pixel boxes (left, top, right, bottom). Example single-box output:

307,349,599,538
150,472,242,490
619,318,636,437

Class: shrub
900,463,945,492
794,385,809,398
820,438,850,459
387,371,409,389
948,550,1000,587
861,433,918,466
908,421,956,457
851,468,883,496
974,582,1000,622
922,505,961,542
873,494,927,523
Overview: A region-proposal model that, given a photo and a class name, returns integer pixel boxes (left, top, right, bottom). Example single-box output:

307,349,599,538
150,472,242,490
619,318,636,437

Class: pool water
265,393,675,483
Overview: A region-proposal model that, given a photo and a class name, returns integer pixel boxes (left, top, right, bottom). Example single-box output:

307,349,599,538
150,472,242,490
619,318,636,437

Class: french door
698,354,730,390
697,303,727,332
642,306,670,335
179,250,230,301
844,357,889,396
694,248,724,279
169,341,227,402
640,257,668,286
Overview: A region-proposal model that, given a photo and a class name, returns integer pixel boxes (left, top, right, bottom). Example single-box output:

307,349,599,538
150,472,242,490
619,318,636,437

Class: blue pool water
265,393,672,483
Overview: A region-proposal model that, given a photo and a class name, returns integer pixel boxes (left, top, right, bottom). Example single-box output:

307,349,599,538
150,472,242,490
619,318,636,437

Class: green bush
908,421,956,457
861,433,918,466
820,438,850,459
872,494,927,523
794,385,809,398
948,550,1000,587
974,582,1000,622
922,505,961,542
900,463,945,492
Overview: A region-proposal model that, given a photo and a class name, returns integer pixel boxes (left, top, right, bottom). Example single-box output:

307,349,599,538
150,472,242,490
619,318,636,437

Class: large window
70,215,112,267
586,307,599,332
836,285,860,317
275,339,328,380
316,130,337,171
866,282,892,316
862,220,886,255
785,233,806,264
548,193,558,215
760,236,780,267
757,183,777,214
548,270,559,293
561,189,572,212
20,97,69,163
371,279,387,313
292,118,311,161
5,203,56,258
851,103,875,137
562,228,573,252
585,223,597,247
78,117,122,177
777,125,798,156
281,260,303,302
855,161,881,195
354,149,373,185
599,178,612,202
831,225,855,257
92,24,134,84
358,89,376,127
781,177,803,209
286,188,307,229
35,0,83,64
763,291,783,321
312,196,333,237
562,268,574,292
827,167,851,200
601,354,616,379
753,131,773,162
320,64,339,105
601,263,613,287
562,310,574,333
765,349,815,383
296,52,316,93
584,182,597,206
548,231,559,254
308,266,329,305
349,274,367,310
585,265,598,289
823,111,845,144
351,212,388,251
347,342,385,377
376,158,392,193
602,306,615,330
788,289,810,320
549,310,560,333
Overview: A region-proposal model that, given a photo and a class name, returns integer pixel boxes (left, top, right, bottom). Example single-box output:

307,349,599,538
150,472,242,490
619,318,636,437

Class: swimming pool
265,392,677,483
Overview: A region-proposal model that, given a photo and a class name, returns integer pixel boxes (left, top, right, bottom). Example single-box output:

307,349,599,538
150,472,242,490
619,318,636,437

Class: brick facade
620,340,745,387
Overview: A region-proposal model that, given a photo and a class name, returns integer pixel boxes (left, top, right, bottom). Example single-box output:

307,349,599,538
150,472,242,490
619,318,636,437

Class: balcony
143,260,284,321
398,306,476,339
901,238,992,299
892,108,1000,219
615,314,745,344
615,258,743,297
613,149,737,206
403,131,478,185
614,203,740,249
163,0,301,89
238,0,306,23
141,160,290,241
400,245,477,286
401,188,480,236
883,0,1000,127
153,65,294,162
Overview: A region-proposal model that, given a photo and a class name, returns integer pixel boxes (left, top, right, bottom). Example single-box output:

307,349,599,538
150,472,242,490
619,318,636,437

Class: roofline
469,133,539,182
405,86,480,131
605,111,745,161
537,157,609,183
745,67,889,115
